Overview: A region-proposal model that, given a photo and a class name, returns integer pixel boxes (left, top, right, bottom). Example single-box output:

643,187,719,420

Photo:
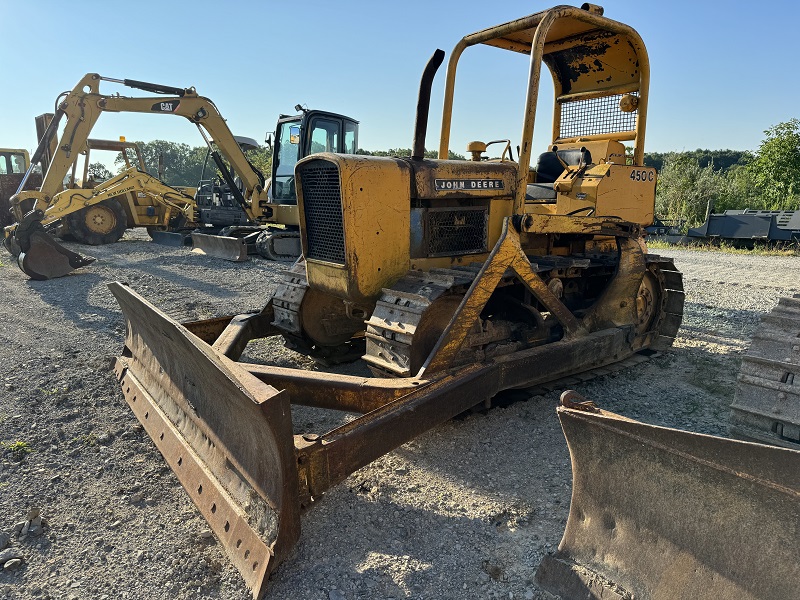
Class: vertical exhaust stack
411,49,446,161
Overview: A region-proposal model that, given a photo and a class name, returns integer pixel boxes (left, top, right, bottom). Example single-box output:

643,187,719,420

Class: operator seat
526,147,592,201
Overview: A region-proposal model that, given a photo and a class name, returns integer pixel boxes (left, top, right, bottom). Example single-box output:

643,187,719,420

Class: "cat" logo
151,101,180,112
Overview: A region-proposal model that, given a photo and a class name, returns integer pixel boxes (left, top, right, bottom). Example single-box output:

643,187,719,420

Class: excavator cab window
273,119,302,202
309,118,339,153
344,121,357,154
272,112,358,202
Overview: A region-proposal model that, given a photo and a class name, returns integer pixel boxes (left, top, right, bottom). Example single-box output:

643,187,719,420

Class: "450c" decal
629,169,654,182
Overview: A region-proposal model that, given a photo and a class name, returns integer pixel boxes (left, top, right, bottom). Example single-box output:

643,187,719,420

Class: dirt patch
0,236,798,599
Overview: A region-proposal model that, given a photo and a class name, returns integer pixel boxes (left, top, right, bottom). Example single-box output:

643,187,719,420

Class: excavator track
365,254,684,378
255,230,301,261
731,294,800,449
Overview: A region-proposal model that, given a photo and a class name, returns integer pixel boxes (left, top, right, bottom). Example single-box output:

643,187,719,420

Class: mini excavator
3,75,357,278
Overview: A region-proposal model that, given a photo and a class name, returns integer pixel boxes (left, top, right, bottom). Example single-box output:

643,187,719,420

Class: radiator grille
427,208,488,257
298,160,345,264
559,93,637,139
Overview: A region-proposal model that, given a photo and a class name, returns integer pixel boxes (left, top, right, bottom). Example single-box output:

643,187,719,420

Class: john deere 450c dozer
109,4,797,598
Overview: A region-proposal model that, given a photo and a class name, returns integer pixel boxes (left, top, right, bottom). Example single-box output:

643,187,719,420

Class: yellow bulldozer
107,4,797,599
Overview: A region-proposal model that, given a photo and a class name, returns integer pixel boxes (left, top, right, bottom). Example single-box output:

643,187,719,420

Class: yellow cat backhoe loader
107,5,794,598
3,74,299,279
2,133,197,279
47,133,196,245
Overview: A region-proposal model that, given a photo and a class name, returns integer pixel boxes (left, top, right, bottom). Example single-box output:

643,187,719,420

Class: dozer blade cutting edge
537,391,800,600
191,231,249,262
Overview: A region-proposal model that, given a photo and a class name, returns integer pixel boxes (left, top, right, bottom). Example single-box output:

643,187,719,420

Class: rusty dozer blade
191,232,249,261
110,277,656,597
108,282,300,598
536,391,800,600
12,211,95,280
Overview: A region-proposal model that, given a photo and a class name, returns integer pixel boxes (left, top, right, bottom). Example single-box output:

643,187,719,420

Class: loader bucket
191,232,249,262
536,392,800,600
17,229,95,280
108,282,300,599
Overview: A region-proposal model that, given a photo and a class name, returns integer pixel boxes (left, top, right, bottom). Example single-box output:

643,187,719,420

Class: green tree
655,153,729,227
716,162,760,211
645,149,751,173
746,119,800,210
116,140,206,186
116,140,271,186
87,162,113,182
358,148,466,160
245,145,272,179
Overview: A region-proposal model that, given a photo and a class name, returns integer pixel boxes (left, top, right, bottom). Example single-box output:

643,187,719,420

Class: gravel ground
0,232,798,600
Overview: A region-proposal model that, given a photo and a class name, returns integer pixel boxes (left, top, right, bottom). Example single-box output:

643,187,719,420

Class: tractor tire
65,198,127,245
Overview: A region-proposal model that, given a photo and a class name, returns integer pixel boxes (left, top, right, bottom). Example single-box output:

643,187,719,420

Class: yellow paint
298,154,412,303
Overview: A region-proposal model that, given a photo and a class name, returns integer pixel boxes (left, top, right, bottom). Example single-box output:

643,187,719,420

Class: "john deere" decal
435,179,504,191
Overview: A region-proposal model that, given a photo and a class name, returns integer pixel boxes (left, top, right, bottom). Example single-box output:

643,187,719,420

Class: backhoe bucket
191,232,249,262
17,229,95,280
536,392,800,600
108,282,300,599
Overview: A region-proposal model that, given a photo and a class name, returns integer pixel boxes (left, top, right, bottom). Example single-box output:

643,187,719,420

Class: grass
648,238,800,256
2,440,33,460
73,433,98,447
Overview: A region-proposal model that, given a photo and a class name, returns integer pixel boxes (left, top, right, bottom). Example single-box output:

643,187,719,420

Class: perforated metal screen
427,208,488,257
559,93,637,139
298,160,346,264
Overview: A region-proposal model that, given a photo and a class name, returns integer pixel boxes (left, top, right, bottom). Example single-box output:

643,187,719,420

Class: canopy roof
467,5,645,99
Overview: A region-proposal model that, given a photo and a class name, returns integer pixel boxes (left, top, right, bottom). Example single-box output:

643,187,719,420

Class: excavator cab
270,110,358,203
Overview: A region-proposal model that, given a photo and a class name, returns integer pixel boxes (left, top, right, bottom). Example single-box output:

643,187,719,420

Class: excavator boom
3,73,290,278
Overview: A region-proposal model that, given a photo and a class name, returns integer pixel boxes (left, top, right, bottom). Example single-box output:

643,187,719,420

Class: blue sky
2,0,798,162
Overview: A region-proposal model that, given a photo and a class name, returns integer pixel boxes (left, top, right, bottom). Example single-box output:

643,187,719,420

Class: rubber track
731,294,800,449
255,231,301,261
